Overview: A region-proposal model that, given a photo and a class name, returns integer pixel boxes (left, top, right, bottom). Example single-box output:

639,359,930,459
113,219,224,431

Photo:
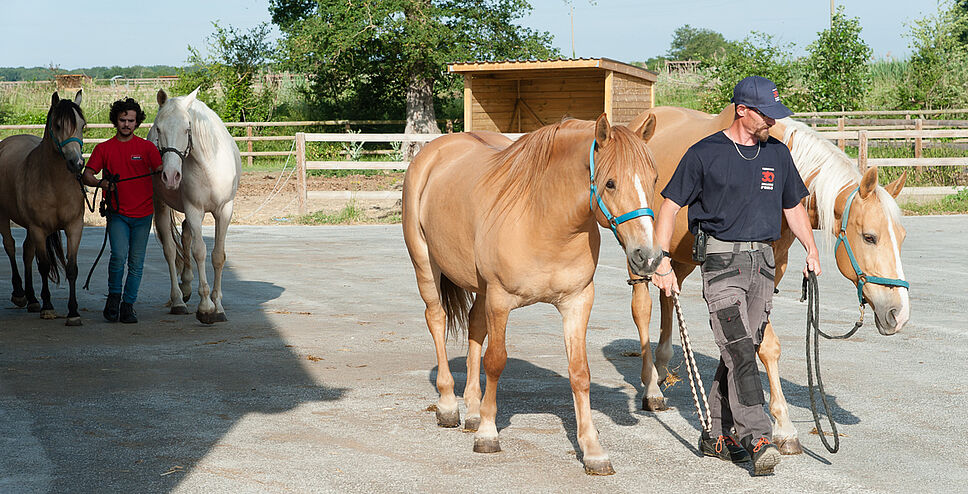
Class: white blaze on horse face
885,213,910,328
633,173,655,244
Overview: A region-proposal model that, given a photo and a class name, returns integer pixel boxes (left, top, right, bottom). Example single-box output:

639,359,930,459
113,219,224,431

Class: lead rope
672,292,712,435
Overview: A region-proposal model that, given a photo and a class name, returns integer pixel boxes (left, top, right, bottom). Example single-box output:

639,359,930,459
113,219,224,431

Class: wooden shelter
55,74,91,91
448,58,657,133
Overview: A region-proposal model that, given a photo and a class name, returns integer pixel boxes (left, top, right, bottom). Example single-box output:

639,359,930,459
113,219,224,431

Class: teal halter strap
588,139,655,242
48,123,83,158
833,187,910,305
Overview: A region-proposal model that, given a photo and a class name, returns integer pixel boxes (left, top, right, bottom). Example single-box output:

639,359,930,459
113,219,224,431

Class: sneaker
699,431,750,463
742,436,781,476
103,293,121,322
119,302,138,324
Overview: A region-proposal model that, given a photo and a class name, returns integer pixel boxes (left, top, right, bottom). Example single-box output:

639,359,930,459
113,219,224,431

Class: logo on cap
772,88,780,102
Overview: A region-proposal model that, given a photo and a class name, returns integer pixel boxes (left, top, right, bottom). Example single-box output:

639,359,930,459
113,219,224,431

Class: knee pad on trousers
716,304,765,406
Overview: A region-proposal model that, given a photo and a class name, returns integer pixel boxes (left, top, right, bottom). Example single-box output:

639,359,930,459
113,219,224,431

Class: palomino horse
147,88,240,324
626,105,909,454
403,114,662,475
0,91,87,325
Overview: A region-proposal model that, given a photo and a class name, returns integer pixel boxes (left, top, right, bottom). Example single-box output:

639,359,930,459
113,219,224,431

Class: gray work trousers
700,244,776,442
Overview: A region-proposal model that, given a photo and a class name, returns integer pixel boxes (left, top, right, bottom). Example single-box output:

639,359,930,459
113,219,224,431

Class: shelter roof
447,58,657,82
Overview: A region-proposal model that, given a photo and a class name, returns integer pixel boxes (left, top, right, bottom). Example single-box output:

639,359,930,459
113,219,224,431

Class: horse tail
439,275,473,341
44,232,66,284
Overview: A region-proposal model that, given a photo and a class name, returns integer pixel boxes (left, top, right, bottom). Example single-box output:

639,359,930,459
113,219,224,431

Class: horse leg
179,217,194,302
184,207,216,324
557,282,613,475
22,236,40,312
154,202,189,314
462,293,487,432
654,262,697,387
209,201,233,322
29,229,56,320
0,219,27,307
629,265,666,411
474,289,511,454
64,220,82,326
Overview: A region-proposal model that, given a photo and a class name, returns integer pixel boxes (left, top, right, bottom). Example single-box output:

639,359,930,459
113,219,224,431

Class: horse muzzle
627,246,663,277
870,290,910,336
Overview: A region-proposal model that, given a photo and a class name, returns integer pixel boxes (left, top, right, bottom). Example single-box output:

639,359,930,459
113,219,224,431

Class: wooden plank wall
468,73,605,132
608,72,653,126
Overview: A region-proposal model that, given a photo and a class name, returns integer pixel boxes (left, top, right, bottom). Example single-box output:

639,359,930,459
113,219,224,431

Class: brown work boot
742,436,781,476
699,431,750,463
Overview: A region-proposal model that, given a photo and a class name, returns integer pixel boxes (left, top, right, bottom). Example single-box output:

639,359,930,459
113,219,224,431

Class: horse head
589,113,663,277
151,87,198,190
834,166,910,335
46,90,86,175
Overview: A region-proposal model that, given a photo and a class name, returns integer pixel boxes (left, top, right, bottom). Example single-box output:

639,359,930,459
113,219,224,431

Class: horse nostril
887,308,899,328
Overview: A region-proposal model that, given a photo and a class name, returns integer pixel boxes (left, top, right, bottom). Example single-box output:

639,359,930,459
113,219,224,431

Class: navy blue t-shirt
662,131,808,242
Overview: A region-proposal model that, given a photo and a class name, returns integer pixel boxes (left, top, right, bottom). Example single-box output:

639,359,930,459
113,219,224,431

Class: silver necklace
725,131,761,161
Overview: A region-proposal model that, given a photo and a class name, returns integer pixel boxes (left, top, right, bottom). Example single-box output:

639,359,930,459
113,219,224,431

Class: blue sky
0,0,944,69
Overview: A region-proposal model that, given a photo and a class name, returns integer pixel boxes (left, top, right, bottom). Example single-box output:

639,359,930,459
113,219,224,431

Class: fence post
446,119,453,133
296,132,307,215
837,117,845,150
858,130,868,172
915,119,924,172
246,124,254,168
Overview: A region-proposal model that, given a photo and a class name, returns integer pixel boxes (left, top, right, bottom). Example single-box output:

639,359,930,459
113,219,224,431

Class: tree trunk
403,73,439,160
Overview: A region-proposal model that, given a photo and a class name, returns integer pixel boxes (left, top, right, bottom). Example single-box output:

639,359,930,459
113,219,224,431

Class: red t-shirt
86,135,162,218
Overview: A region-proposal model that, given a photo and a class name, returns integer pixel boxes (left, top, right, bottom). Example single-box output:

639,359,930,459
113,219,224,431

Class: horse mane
778,118,902,250
157,95,232,164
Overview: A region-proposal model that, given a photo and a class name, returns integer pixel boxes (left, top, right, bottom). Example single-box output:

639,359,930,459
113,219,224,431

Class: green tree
667,25,735,63
902,0,968,109
702,32,804,114
804,6,872,111
270,0,559,152
176,22,276,121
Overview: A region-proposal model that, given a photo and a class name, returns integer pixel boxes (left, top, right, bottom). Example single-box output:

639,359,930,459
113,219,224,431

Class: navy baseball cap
731,76,792,120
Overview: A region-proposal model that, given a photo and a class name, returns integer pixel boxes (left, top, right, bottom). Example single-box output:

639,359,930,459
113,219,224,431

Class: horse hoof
463,416,481,432
11,295,27,308
40,309,56,320
213,312,227,322
435,407,461,428
195,311,218,325
642,396,669,412
583,458,615,476
473,437,501,453
65,316,82,327
170,305,189,315
774,436,803,455
27,303,41,313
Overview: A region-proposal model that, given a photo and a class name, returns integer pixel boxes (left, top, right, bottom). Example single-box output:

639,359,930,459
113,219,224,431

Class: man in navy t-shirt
651,76,821,476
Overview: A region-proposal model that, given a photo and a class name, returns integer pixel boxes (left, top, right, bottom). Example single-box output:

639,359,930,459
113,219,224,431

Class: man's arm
81,167,102,188
651,197,682,297
783,203,821,276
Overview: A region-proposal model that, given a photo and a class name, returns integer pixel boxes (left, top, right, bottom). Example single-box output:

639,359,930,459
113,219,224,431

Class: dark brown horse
0,91,87,325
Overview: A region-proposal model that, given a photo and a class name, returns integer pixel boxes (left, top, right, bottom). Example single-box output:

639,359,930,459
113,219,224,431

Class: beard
754,126,770,143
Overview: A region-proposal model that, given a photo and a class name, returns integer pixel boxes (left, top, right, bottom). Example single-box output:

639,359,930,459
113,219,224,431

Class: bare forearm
784,204,817,254
81,168,100,187
655,198,681,252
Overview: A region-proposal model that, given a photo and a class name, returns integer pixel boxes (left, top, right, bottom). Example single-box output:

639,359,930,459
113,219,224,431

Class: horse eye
605,179,616,190
863,233,877,244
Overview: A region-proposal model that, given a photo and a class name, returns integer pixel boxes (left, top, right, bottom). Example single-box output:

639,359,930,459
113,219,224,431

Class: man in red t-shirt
82,98,162,323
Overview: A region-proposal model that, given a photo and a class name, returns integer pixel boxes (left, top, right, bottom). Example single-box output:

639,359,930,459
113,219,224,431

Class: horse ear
187,86,200,103
595,113,611,143
157,89,168,106
51,92,60,107
630,113,657,143
884,169,907,198
74,89,83,107
859,166,878,199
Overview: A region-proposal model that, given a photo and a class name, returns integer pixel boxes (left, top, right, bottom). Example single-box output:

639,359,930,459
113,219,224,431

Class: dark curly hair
108,98,146,128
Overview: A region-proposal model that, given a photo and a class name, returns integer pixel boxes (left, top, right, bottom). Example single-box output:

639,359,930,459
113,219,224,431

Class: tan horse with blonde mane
0,91,87,325
626,105,909,454
403,114,662,475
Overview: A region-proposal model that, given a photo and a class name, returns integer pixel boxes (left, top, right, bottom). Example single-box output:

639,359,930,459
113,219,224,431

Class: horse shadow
431,354,640,456
0,227,348,493
601,338,860,457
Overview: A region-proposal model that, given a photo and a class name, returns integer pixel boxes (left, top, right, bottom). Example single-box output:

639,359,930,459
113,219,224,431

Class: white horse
148,88,240,324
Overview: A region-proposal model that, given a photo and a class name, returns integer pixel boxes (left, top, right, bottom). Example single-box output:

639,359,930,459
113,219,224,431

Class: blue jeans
107,213,153,304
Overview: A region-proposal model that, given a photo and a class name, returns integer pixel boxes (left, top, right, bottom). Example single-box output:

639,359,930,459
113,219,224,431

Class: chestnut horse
626,105,909,454
403,115,661,475
0,91,87,325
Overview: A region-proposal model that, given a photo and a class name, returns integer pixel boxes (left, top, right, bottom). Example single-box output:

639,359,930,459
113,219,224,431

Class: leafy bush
804,6,872,111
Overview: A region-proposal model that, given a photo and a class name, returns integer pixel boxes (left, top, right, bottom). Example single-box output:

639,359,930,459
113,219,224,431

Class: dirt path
82,171,405,226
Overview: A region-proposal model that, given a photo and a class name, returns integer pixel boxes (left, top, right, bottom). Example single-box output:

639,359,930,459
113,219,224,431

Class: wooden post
246,124,254,168
858,130,868,172
296,132,307,215
915,118,924,172
446,119,453,133
837,117,845,150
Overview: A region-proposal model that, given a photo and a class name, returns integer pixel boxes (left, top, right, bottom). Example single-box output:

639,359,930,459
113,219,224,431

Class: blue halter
49,123,83,158
588,139,655,242
833,187,910,305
